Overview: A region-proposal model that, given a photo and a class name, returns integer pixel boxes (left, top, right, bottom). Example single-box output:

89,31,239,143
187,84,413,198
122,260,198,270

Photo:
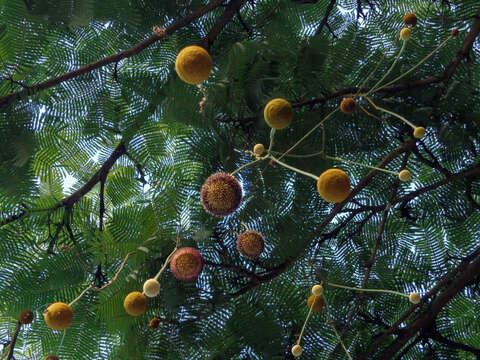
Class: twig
6,321,21,360
315,0,337,36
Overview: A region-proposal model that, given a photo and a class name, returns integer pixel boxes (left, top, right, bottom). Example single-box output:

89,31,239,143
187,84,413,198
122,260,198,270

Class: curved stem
268,155,319,181
297,295,318,345
326,282,409,298
153,247,178,282
230,158,263,176
68,285,93,307
325,155,399,175
365,97,416,129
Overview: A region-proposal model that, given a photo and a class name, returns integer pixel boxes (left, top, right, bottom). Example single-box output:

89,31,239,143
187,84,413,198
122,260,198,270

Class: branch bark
315,0,336,36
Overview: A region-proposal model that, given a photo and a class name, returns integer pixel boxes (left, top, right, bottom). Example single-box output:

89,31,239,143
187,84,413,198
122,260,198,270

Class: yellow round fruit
413,127,426,139
400,27,411,41
398,169,411,182
175,45,213,85
311,284,324,296
307,295,324,312
124,291,147,316
264,98,293,129
44,302,73,330
143,278,161,298
409,292,421,304
291,344,303,357
253,143,265,156
317,168,351,203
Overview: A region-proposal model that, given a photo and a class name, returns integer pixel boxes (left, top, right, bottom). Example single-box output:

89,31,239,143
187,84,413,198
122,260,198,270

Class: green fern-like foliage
1,0,480,359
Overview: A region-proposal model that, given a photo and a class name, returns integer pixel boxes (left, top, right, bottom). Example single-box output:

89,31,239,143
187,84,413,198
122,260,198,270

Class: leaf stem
268,155,319,181
325,155,399,175
365,97,416,129
326,282,409,298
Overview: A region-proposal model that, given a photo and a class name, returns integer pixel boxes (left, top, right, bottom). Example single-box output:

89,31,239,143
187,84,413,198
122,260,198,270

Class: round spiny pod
398,169,411,182
264,98,293,129
201,172,242,217
409,292,421,304
124,291,147,316
413,126,426,139
340,97,356,114
317,168,351,203
311,284,324,296
149,317,161,329
253,143,265,156
291,344,303,357
170,247,203,281
307,295,324,312
45,356,59,360
400,27,412,41
403,12,418,27
19,309,34,325
44,302,73,331
236,230,265,258
143,278,161,298
175,45,213,85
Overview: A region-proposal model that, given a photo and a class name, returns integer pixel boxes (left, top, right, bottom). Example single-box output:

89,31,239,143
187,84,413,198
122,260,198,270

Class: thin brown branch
466,179,480,210
99,179,105,232
315,0,336,36
94,252,136,291
427,327,480,356
0,0,226,107
7,321,21,360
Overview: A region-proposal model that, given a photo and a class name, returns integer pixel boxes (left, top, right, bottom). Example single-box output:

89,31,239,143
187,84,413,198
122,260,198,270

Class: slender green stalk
370,35,453,93
297,295,318,345
230,158,263,176
325,155,398,175
366,40,406,96
270,150,325,158
326,282,409,298
323,294,353,360
153,247,178,282
269,155,319,181
277,108,339,161
365,97,416,129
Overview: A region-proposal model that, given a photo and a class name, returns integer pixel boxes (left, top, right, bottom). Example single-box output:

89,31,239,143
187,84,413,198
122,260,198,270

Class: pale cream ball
311,284,324,296
143,278,161,298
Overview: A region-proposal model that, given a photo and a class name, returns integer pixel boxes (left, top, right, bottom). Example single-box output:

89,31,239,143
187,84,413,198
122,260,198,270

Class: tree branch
0,0,226,107
315,0,336,36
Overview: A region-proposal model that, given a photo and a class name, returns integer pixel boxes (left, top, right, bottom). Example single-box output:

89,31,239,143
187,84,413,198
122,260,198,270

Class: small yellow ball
400,27,411,41
44,302,73,330
264,98,293,129
291,344,303,357
143,278,161,298
311,284,324,296
124,291,147,316
413,127,426,139
175,45,213,85
398,169,411,182
253,143,265,156
409,292,421,304
317,169,351,203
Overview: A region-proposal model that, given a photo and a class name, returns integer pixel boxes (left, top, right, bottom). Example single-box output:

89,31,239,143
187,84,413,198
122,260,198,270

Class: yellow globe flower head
307,295,324,312
264,98,293,129
340,97,356,114
19,309,34,324
409,292,421,304
253,143,265,156
291,344,303,357
124,291,147,316
143,278,161,298
44,302,73,330
236,230,265,258
175,45,213,85
413,126,426,139
317,168,351,203
311,284,324,296
201,172,242,217
398,169,411,182
403,12,418,27
400,27,412,41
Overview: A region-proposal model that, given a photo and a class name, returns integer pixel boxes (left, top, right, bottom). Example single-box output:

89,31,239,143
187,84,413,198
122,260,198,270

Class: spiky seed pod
44,302,73,330
403,12,418,27
19,309,34,324
201,172,242,217
413,126,426,139
237,230,265,258
143,278,161,298
340,97,356,114
264,98,293,129
311,284,324,296
123,291,147,316
170,247,203,281
45,356,59,360
149,317,161,329
400,27,411,41
317,168,351,203
409,292,421,304
175,45,213,85
291,344,303,357
451,29,459,37
307,295,325,312
398,169,411,182
253,143,265,156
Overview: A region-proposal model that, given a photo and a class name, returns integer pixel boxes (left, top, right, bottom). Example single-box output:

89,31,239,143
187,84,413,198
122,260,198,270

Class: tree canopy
1,0,479,359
